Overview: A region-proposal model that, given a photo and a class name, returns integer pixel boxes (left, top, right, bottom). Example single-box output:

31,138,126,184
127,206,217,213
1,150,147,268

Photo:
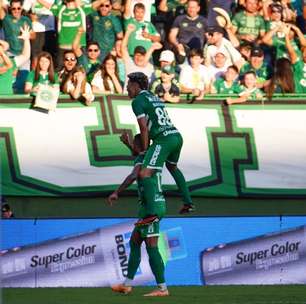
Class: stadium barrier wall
2,216,306,286
1,95,306,197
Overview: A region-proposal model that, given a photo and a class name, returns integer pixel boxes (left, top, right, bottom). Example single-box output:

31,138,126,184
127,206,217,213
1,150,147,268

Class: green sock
146,246,165,284
170,168,192,204
142,177,157,215
126,240,141,280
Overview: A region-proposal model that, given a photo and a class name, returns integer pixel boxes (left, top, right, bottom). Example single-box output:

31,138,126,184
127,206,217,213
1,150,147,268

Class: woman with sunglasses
24,51,59,95
91,53,123,94
62,66,95,106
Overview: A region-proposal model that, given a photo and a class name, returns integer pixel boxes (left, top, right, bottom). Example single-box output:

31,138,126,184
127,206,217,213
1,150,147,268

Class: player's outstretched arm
107,165,141,206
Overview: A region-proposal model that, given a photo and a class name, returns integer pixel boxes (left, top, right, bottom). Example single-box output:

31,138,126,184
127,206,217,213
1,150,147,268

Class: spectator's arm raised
0,44,13,74
72,27,85,58
121,23,136,62
123,0,132,19
143,41,162,64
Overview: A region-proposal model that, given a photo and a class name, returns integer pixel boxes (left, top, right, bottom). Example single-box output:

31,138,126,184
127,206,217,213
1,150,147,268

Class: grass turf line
2,286,306,304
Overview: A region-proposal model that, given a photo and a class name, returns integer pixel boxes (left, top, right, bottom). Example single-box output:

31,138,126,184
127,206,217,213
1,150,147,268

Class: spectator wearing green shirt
240,46,272,89
0,0,35,55
226,71,263,105
123,1,161,57
262,22,306,61
37,0,102,69
90,0,123,61
232,0,265,44
0,25,31,94
0,40,13,94
72,26,101,83
266,24,306,97
211,65,242,94
24,51,59,95
0,0,35,93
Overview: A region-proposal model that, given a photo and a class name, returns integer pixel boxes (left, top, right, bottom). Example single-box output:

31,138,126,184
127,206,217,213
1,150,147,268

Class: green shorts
143,132,183,170
134,220,161,238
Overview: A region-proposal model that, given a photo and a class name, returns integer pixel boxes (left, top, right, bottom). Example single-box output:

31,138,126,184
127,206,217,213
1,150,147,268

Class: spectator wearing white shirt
207,50,228,87
179,48,210,100
204,26,244,70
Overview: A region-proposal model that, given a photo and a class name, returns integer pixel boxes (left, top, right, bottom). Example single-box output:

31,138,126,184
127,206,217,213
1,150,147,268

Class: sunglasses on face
88,49,99,52
100,4,110,8
65,57,76,62
208,32,214,36
11,7,22,11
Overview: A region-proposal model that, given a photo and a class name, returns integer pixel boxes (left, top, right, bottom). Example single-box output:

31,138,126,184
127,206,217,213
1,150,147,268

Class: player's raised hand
107,192,118,206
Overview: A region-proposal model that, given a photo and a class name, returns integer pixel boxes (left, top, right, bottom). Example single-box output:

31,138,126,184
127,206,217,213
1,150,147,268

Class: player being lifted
127,72,194,225
108,133,169,297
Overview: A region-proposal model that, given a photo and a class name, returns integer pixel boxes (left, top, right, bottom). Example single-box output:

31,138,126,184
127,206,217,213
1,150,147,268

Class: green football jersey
51,4,93,47
240,62,272,84
213,78,243,94
124,17,158,56
132,90,177,140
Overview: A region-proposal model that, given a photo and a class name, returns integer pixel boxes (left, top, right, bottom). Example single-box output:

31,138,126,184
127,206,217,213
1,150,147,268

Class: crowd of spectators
0,0,305,104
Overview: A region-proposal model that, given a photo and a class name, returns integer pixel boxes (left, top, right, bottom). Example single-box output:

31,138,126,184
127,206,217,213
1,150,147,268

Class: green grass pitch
2,286,306,304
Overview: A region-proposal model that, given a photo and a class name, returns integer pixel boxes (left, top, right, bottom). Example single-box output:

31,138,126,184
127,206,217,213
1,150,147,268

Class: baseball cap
161,65,175,75
207,26,224,35
134,45,146,55
159,50,175,63
251,46,264,57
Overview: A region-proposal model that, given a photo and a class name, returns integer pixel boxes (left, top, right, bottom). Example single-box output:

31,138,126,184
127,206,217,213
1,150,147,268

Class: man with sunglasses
204,26,244,70
36,0,102,68
0,0,35,92
58,50,78,86
0,0,35,56
72,27,101,82
90,0,123,61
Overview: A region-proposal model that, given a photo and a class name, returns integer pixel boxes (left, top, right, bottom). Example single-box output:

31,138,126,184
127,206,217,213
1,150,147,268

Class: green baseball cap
161,65,175,75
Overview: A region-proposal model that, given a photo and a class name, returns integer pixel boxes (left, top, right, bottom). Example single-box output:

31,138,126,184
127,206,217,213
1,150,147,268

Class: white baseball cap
159,50,175,63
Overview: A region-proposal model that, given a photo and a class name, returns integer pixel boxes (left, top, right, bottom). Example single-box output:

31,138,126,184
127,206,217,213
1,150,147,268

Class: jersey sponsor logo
62,21,81,27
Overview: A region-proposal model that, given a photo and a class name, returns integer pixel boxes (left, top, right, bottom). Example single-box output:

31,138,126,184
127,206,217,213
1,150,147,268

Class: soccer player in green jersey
108,132,169,297
127,72,194,224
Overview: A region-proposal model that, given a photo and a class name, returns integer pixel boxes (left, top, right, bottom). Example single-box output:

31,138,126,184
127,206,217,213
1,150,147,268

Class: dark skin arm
137,117,149,153
107,164,141,205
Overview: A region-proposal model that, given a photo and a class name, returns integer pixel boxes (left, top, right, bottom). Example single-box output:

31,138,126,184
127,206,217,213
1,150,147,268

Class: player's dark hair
128,72,149,90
